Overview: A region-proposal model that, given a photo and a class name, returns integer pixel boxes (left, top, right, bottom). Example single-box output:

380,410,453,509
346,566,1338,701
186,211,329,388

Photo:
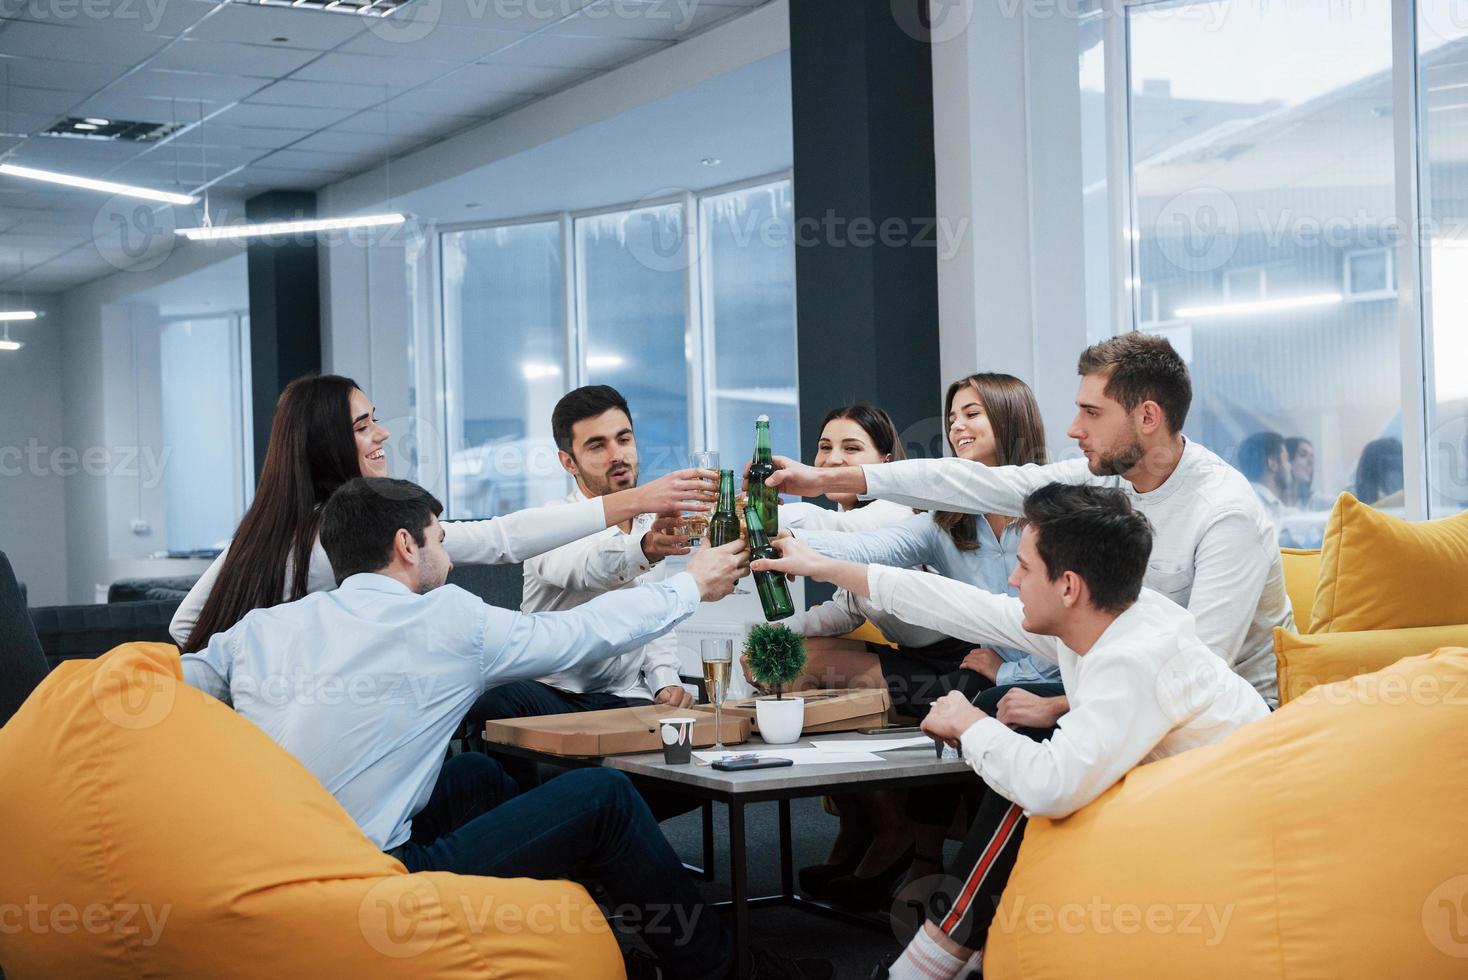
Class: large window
1419,0,1468,517
1122,0,1409,545
441,221,569,517
438,176,798,518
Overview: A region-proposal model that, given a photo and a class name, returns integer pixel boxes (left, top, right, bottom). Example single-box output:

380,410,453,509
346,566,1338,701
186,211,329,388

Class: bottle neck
754,422,772,462
743,507,768,547
717,472,736,513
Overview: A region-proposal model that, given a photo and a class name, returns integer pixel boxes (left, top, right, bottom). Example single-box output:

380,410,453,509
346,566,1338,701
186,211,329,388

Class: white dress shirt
867,565,1269,819
862,439,1291,706
181,570,700,850
521,490,682,700
169,496,610,647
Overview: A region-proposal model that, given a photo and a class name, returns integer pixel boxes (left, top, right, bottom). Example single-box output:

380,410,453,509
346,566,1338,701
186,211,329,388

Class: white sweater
863,439,1291,705
520,491,683,700
868,565,1269,818
781,499,946,648
169,496,610,648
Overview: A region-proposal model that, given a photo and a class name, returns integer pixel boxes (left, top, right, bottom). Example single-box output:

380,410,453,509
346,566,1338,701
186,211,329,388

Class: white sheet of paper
692,749,884,766
809,735,935,753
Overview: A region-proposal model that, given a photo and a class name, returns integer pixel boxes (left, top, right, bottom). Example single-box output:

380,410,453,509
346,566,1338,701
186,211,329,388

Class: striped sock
888,926,968,980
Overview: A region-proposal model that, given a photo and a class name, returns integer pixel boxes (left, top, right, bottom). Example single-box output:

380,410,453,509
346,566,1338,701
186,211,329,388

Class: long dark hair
183,374,364,652
934,373,1047,550
1355,437,1403,506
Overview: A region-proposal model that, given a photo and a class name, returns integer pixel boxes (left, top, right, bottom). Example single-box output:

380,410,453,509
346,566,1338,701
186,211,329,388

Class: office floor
659,796,921,978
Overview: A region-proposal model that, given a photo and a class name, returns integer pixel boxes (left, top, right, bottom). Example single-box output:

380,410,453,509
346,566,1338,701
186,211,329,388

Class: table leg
778,797,794,899
729,800,750,978
702,800,716,882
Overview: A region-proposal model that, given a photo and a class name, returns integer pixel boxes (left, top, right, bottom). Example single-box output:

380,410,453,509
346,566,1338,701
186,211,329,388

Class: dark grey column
245,190,321,481
789,0,943,602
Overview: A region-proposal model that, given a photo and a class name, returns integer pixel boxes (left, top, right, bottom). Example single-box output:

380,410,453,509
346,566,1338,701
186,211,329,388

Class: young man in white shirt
764,332,1292,708
466,387,703,771
752,483,1268,979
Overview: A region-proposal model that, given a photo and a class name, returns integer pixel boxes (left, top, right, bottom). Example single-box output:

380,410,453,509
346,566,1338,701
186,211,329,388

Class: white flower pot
755,696,805,745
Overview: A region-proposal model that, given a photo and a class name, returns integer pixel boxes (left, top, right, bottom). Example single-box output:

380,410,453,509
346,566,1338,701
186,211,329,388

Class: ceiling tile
218,101,358,130
247,78,383,109
0,83,84,116
166,123,317,150
336,23,521,61
182,4,369,49
0,0,219,36
552,0,747,40
6,137,152,167
484,30,663,69
0,110,55,137
290,126,420,156
104,68,271,102
289,51,461,87
147,37,328,77
254,146,372,172
383,85,523,117
0,54,128,92
440,61,596,93
0,21,171,64
428,0,596,31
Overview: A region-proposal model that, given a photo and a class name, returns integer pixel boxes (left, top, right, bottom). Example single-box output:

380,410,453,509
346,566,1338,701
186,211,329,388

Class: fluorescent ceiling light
1174,293,1343,319
521,362,562,381
74,122,99,131
0,311,38,321
0,340,23,352
83,117,111,126
175,213,406,241
0,163,195,205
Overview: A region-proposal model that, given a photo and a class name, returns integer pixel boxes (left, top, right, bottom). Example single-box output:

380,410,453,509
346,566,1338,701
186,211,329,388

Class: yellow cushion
1279,548,1322,633
841,618,897,648
0,643,623,979
1275,622,1468,704
984,647,1468,979
1314,493,1468,632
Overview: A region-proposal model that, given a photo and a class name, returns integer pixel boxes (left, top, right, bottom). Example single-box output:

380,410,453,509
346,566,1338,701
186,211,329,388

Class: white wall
59,243,247,603
932,3,1098,455
0,294,68,605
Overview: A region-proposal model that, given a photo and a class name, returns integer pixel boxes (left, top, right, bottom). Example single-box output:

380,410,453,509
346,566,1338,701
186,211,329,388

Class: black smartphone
711,756,794,772
856,726,923,736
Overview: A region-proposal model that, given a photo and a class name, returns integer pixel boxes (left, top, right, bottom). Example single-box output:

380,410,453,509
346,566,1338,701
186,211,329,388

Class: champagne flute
700,638,734,752
687,451,720,547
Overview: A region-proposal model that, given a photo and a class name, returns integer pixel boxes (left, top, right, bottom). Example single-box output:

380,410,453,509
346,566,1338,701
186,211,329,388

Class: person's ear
558,449,578,478
1060,570,1083,609
1137,400,1164,436
395,528,418,567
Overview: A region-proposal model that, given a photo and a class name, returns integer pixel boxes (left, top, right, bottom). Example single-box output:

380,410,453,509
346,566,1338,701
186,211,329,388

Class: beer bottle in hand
708,469,741,548
747,414,779,535
744,504,795,621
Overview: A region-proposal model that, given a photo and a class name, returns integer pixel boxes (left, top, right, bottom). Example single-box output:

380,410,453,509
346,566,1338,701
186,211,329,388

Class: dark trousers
925,790,1028,951
392,753,731,980
466,680,697,822
908,679,1065,830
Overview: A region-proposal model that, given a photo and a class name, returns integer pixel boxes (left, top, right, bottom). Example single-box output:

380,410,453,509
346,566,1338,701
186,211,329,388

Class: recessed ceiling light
464,203,481,209
74,122,99,131
701,158,721,166
44,116,184,142
83,117,110,126
253,0,419,18
272,36,290,42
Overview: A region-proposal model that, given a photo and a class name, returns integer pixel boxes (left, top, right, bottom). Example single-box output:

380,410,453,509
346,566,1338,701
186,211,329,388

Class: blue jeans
392,753,730,980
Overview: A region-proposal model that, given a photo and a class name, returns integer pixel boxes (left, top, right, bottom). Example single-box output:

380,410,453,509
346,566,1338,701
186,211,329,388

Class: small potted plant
743,624,807,744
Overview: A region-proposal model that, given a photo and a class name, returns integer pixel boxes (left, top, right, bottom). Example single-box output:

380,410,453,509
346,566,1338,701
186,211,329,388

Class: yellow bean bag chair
0,643,624,979
984,647,1468,979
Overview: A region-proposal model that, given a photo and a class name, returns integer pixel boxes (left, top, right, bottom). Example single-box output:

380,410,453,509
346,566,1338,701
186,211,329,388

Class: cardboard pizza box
482,703,750,758
720,688,892,735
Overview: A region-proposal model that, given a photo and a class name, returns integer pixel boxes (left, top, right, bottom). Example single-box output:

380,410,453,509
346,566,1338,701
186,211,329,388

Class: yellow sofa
0,643,624,979
984,647,1468,979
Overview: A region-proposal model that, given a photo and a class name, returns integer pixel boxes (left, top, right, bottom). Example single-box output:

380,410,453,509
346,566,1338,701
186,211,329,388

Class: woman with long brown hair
172,374,716,652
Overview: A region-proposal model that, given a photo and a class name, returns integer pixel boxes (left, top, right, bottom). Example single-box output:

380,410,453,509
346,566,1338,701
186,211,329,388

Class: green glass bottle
744,504,795,622
708,469,741,548
747,414,779,535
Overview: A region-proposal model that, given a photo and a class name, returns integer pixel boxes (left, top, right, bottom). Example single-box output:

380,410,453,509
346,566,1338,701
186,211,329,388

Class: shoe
623,948,664,980
827,845,916,913
797,851,863,898
744,945,835,980
868,953,899,979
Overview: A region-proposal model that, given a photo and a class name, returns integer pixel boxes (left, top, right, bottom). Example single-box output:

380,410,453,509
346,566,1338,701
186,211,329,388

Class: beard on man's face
580,458,638,496
1089,438,1145,477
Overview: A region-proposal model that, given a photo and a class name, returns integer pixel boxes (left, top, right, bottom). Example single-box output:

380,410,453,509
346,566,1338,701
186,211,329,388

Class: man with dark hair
468,386,700,767
1237,431,1293,520
752,484,1268,980
767,332,1292,707
181,477,789,980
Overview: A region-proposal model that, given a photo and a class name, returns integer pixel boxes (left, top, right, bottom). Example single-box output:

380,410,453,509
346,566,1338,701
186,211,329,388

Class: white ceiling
0,0,769,292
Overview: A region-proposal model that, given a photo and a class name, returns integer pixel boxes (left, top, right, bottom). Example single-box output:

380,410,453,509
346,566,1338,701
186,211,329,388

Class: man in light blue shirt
181,477,786,980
